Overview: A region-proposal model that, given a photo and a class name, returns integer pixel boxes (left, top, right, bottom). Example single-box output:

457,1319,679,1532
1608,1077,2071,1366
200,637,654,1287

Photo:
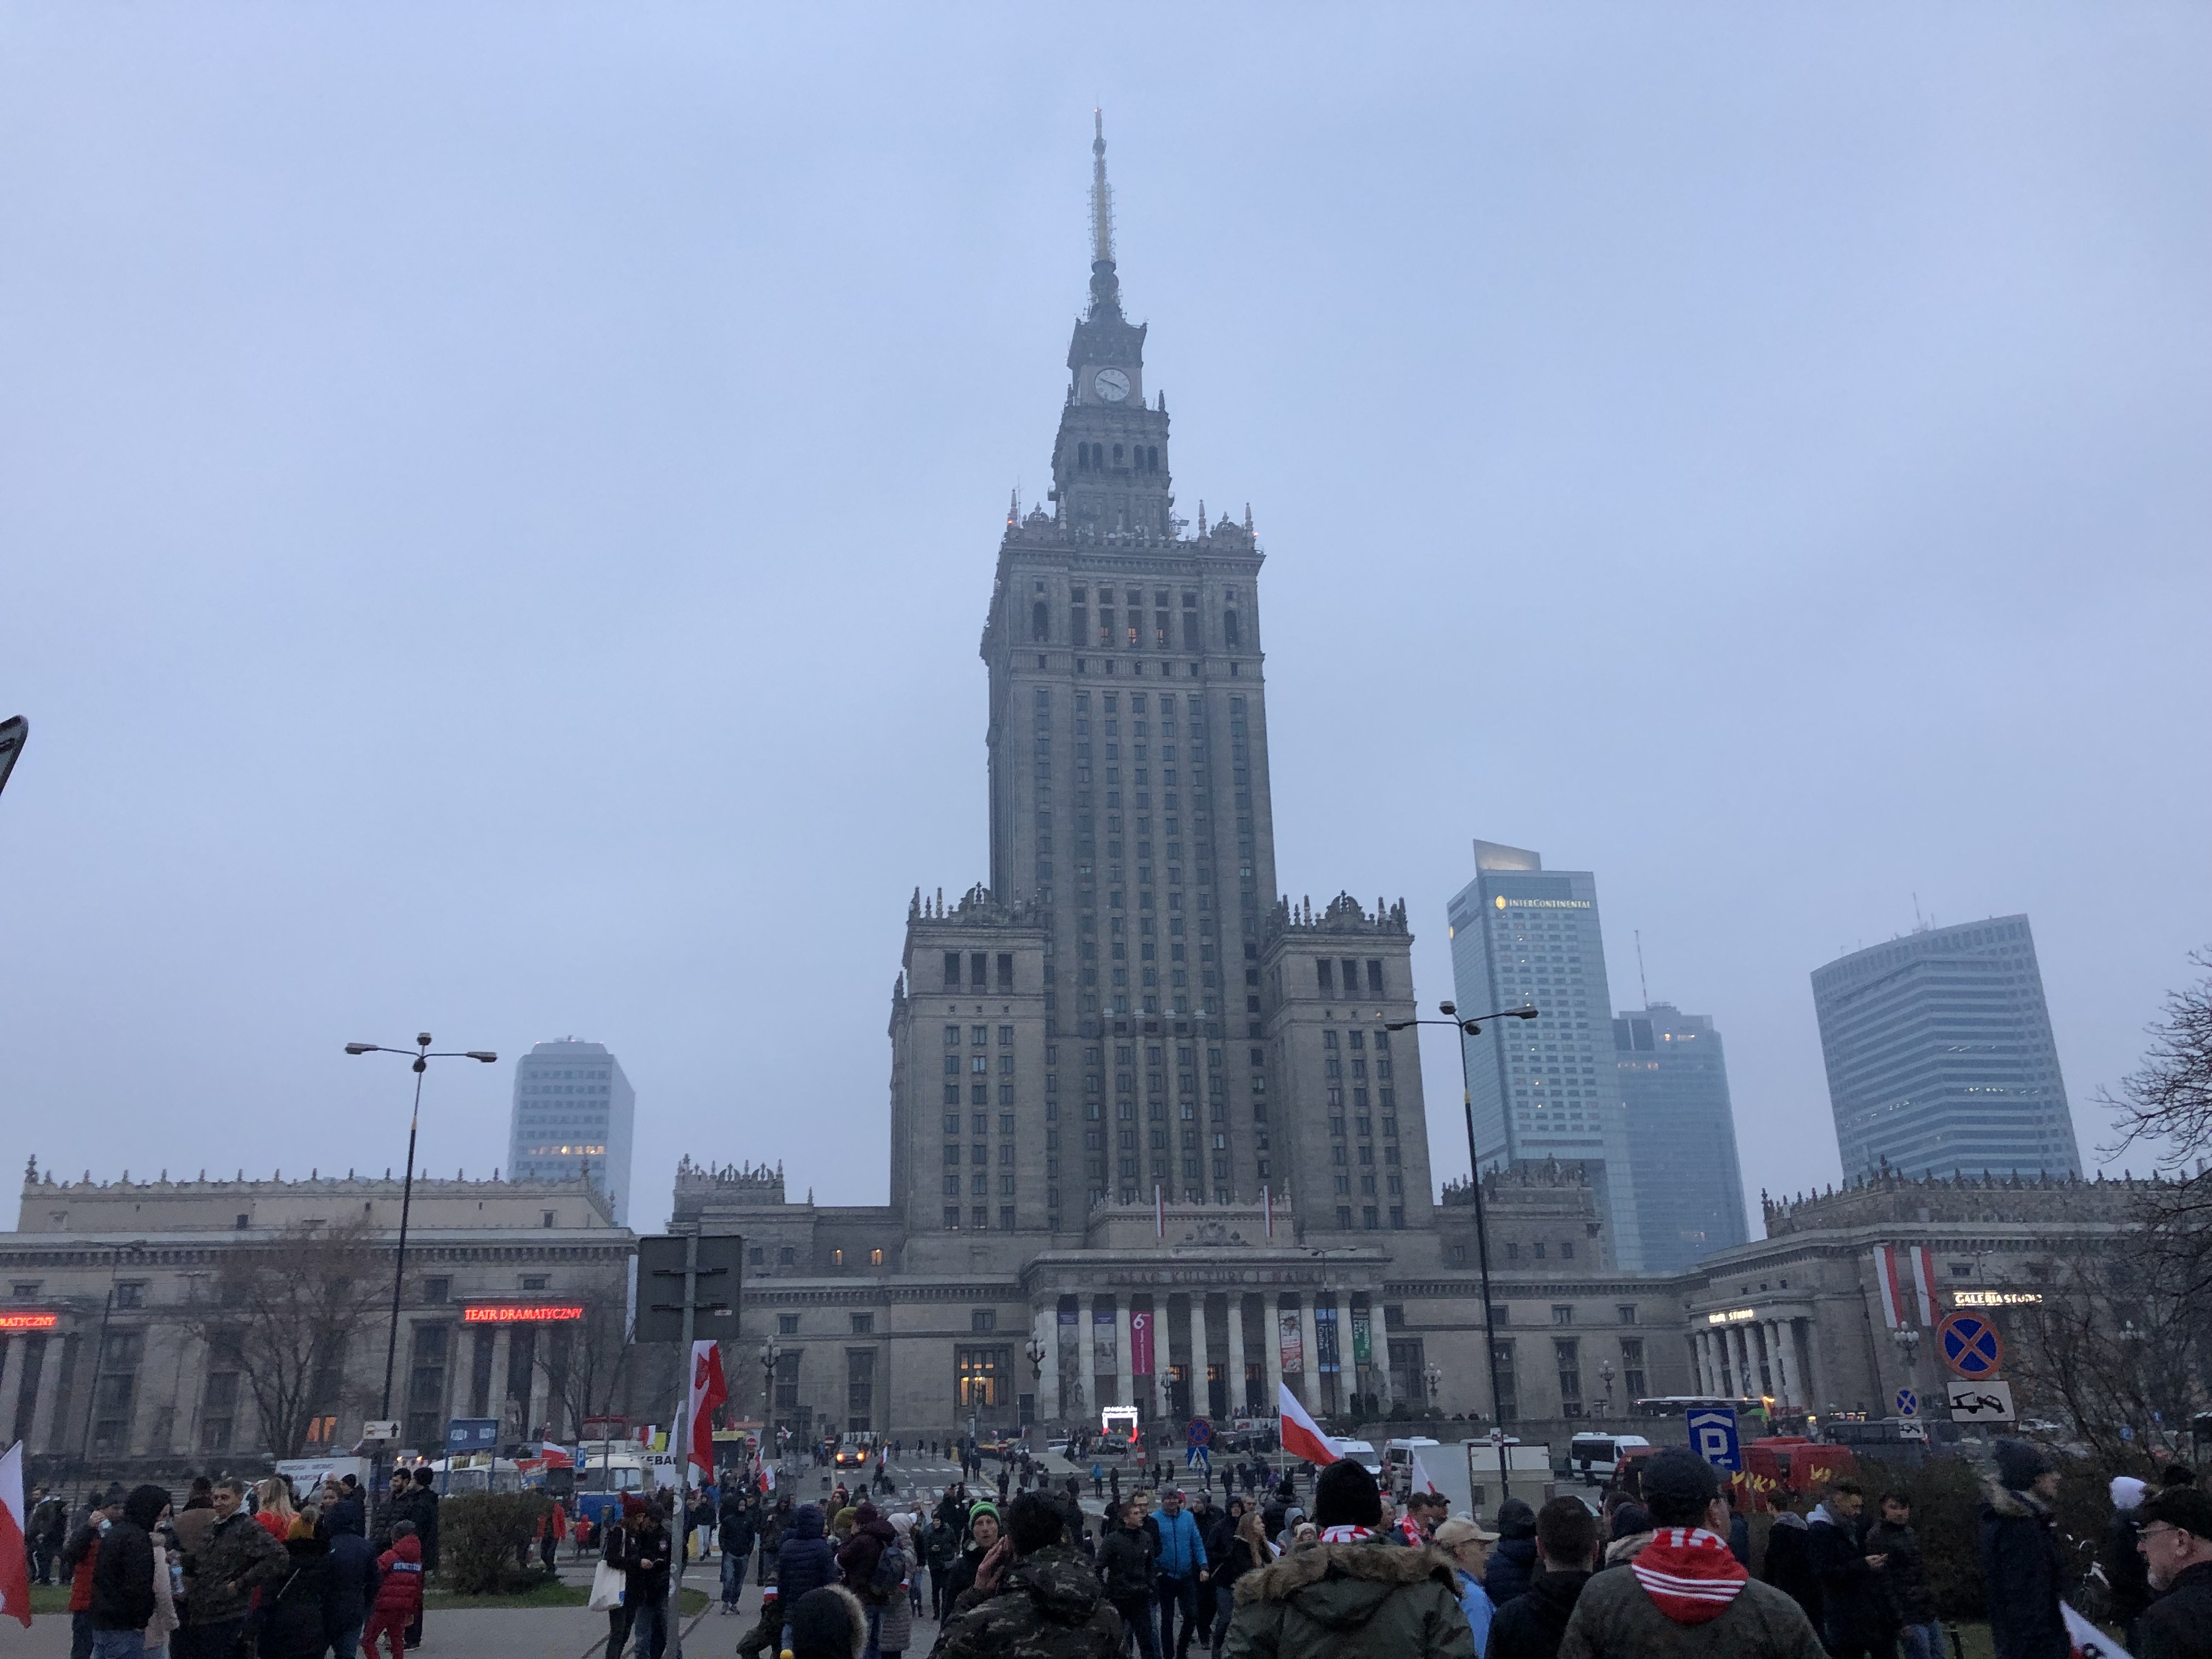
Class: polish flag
1905,1246,1940,1327
688,1341,728,1475
1277,1380,1338,1469
1872,1246,1907,1330
538,1442,574,1469
0,1440,30,1628
1409,1450,1442,1496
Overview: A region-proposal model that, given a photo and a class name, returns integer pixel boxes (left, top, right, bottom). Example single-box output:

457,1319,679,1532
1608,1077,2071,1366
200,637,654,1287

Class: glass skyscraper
1446,840,1642,1269
1810,915,2079,1180
507,1037,635,1224
1613,1003,1748,1273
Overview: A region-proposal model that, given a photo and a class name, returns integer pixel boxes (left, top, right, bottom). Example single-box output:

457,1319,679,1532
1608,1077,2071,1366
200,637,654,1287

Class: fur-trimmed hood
1982,1476,2050,1521
1232,1538,1459,1623
1604,1530,1655,1567
788,1583,868,1659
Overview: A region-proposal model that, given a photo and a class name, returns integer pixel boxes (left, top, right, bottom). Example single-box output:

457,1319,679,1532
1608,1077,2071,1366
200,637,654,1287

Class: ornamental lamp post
1025,1335,1047,1431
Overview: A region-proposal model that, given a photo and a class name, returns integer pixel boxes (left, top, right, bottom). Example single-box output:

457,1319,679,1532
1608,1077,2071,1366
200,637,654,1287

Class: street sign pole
669,1231,697,1659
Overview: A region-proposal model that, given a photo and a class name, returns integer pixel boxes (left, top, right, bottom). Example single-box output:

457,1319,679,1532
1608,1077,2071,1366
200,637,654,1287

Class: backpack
868,1543,906,1605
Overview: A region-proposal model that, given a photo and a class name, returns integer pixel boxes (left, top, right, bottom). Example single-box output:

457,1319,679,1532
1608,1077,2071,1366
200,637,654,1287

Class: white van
1565,1433,1651,1486
1383,1438,1441,1492
1325,1437,1382,1475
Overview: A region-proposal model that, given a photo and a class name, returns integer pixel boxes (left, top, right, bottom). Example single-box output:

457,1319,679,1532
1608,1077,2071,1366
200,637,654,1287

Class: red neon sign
0,1311,59,1331
463,1303,585,1325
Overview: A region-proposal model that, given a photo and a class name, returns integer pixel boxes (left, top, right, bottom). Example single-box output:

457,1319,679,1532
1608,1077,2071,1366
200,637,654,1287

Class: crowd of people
22,1431,2212,1659
21,1464,440,1659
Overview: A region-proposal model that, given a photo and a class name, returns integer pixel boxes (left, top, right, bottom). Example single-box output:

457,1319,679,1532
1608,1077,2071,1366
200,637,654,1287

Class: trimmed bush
1855,1452,2111,1622
437,1492,556,1596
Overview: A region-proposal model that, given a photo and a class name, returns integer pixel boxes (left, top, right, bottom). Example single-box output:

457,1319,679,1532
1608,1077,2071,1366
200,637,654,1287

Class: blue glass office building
1447,840,1643,1269
1811,916,2079,1180
1613,1003,1748,1273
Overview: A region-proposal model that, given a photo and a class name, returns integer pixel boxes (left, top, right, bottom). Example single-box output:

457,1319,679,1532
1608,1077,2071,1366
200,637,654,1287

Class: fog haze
3,6,2208,1230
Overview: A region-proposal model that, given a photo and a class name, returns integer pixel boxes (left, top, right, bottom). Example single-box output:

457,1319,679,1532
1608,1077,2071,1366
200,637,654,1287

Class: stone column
1115,1297,1134,1417
1690,1331,1711,1396
1733,1327,1754,1398
486,1328,513,1440
450,1327,478,1424
1225,1294,1248,1418
1034,1306,1059,1424
28,1334,67,1453
1768,1321,1794,1406
0,1336,24,1443
1298,1296,1321,1413
1262,1296,1285,1412
524,1334,552,1441
1189,1295,1210,1419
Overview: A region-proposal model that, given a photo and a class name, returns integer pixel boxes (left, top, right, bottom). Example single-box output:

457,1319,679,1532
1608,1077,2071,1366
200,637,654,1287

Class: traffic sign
1687,1406,1742,1472
362,1420,400,1442
1894,1389,1918,1419
445,1418,499,1454
1946,1379,2017,1424
1187,1418,1213,1448
1938,1312,2004,1379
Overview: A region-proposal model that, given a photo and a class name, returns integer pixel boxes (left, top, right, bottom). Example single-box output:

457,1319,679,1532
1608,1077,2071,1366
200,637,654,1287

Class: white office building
509,1038,635,1225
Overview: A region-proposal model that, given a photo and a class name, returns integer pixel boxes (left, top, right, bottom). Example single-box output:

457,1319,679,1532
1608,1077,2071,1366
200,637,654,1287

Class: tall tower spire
1087,111,1122,319
1090,109,1114,265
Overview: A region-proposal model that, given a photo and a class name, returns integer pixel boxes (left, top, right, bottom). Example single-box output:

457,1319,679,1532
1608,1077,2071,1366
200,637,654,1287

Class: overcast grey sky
4,5,2208,1233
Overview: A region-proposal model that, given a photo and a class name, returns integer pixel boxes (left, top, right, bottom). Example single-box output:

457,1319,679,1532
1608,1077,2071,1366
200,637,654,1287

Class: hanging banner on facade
1871,1245,1939,1329
1314,1306,1341,1374
1130,1309,1155,1376
1093,1306,1116,1369
1058,1306,1080,1367
1350,1309,1373,1367
1278,1311,1304,1375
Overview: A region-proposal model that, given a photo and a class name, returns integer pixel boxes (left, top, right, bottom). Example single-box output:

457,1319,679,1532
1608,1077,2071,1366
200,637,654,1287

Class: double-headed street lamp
345,1033,496,1501
1385,999,1538,1505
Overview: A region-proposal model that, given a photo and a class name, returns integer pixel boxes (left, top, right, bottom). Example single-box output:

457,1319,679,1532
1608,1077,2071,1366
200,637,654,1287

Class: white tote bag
589,1559,626,1612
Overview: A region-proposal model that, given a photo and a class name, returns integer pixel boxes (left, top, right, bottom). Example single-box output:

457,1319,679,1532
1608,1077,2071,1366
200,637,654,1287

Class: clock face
1093,368,1131,403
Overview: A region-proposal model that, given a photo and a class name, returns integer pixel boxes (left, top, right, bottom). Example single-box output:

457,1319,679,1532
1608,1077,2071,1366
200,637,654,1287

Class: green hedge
437,1492,557,1596
1854,1453,2111,1622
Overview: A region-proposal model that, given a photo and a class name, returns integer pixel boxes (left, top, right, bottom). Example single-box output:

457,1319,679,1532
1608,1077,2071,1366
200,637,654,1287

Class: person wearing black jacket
1982,1440,2067,1659
1486,1495,1599,1659
1867,1494,1939,1659
1485,1499,1540,1607
1098,1500,1160,1659
1762,1491,1824,1632
260,1517,341,1659
720,1486,759,1612
326,1503,381,1659
1808,1481,1893,1659
90,1485,169,1649
607,1499,674,1659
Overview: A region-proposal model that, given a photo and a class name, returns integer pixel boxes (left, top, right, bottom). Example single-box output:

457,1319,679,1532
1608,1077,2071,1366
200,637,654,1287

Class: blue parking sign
1687,1406,1741,1472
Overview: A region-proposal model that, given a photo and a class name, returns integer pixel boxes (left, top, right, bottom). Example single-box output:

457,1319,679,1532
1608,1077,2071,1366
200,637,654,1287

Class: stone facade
3,1161,633,1481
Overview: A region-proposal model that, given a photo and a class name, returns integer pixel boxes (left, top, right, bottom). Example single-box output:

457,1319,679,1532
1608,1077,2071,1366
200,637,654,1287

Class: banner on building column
1350,1309,1373,1367
1314,1306,1341,1375
1278,1312,1304,1374
1130,1309,1155,1376
1092,1307,1116,1369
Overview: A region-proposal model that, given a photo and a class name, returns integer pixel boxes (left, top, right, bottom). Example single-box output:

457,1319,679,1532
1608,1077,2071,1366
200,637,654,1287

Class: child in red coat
362,1522,424,1659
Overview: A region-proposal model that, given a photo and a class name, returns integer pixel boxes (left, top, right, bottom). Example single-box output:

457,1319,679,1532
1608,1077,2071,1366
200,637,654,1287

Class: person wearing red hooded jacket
362,1521,425,1659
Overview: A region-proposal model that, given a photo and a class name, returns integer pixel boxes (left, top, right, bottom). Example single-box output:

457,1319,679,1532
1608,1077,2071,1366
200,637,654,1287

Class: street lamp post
759,1341,784,1440
75,1238,148,1489
1598,1359,1616,1421
1385,1000,1538,1514
345,1032,496,1520
1025,1336,1047,1432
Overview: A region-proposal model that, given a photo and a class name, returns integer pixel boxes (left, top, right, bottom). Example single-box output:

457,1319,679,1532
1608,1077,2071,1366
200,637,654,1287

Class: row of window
1071,443,1161,474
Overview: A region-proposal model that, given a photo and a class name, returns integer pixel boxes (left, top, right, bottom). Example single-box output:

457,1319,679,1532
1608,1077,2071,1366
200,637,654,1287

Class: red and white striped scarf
1318,1525,1375,1544
1629,1527,1749,1625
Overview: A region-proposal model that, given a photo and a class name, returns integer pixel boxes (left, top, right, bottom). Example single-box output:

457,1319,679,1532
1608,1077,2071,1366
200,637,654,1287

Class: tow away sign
1946,1378,2017,1424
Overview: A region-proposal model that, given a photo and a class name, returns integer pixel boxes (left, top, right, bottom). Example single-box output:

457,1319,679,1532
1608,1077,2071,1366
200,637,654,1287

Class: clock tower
1052,114,1173,538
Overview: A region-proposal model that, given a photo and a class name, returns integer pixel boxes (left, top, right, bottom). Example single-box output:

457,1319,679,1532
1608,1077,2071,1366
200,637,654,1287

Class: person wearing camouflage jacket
930,1494,1124,1659
1222,1460,1475,1659
183,1483,289,1628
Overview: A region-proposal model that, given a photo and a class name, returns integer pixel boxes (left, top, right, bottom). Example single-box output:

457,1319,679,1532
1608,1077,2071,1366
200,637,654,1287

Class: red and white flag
1872,1245,1942,1329
1277,1379,1338,1469
687,1341,727,1475
0,1440,30,1628
1409,1449,1442,1496
538,1441,574,1469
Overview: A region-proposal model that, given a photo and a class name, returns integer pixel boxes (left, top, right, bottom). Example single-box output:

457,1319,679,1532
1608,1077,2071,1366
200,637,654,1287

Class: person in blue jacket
1147,1488,1210,1659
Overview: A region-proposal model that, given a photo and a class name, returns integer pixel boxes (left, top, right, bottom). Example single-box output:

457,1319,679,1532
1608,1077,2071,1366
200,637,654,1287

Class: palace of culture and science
667,122,1687,1436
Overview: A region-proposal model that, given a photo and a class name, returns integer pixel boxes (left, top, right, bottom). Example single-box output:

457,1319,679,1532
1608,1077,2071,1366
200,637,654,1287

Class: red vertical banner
1130,1308,1155,1376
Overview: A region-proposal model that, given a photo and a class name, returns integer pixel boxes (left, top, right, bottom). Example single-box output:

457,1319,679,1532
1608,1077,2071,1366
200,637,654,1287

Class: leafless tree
182,1219,387,1459
552,1294,634,1440
2098,949,2212,1297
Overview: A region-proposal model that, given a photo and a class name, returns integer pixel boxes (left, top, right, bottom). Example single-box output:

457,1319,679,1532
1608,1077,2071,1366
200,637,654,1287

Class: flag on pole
1409,1449,1442,1496
0,1440,30,1628
538,1441,574,1469
1277,1379,1338,1469
687,1341,727,1475
2062,1601,2132,1659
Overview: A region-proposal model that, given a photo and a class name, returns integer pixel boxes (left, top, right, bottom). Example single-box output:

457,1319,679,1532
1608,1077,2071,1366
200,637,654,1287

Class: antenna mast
1090,109,1114,264
1635,929,1650,1008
